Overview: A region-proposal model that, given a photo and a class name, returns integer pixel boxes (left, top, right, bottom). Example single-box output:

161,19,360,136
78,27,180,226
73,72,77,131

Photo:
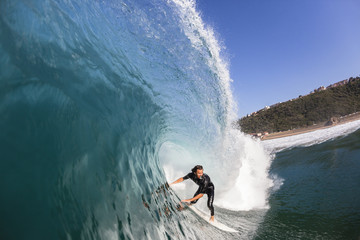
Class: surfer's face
196,169,203,179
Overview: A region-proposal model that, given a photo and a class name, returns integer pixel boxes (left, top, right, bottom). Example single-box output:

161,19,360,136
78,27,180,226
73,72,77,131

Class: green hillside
237,77,360,134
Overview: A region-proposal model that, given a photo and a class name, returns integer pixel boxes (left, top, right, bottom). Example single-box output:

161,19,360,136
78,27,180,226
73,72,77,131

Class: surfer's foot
209,216,214,222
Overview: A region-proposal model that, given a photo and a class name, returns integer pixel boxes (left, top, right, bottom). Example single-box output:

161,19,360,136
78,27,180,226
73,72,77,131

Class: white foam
262,120,360,153
269,174,284,193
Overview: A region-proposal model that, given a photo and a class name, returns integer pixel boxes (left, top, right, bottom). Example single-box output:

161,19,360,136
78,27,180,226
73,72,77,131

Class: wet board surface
187,205,238,233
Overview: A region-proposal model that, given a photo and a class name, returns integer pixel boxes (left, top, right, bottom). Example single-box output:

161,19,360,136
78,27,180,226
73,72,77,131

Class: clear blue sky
197,0,360,117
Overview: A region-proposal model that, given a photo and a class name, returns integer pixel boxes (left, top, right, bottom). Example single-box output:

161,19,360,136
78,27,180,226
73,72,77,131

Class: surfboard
187,205,238,233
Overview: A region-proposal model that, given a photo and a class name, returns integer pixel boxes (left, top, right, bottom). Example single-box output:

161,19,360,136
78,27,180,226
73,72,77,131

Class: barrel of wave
160,127,274,212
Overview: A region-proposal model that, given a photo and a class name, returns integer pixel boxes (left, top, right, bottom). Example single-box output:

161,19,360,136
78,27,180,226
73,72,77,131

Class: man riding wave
170,165,215,221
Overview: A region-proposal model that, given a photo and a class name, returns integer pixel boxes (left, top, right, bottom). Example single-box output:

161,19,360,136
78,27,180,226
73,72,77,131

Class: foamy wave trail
0,0,273,239
263,120,360,153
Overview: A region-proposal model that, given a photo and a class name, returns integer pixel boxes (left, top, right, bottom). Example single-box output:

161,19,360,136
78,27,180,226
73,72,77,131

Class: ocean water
1,0,359,239
257,128,360,240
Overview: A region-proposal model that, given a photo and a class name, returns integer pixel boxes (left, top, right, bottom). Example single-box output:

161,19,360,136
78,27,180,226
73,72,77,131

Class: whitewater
263,119,360,153
1,0,360,239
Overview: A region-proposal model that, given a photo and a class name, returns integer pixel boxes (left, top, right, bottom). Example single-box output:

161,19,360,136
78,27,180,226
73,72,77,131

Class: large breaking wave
0,0,273,239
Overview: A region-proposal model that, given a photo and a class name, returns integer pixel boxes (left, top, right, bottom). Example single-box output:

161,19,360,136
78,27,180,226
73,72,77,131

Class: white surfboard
187,205,238,233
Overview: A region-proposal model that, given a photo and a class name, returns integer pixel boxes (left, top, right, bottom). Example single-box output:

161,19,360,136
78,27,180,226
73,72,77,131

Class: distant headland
237,76,360,140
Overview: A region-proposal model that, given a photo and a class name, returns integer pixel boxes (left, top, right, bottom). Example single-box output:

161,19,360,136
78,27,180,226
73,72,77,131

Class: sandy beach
262,112,360,140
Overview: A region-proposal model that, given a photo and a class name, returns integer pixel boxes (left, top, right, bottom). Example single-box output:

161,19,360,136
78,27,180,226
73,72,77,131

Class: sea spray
162,0,274,211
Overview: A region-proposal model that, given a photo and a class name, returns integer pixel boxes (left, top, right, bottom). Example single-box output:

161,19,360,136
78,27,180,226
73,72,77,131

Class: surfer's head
191,165,203,179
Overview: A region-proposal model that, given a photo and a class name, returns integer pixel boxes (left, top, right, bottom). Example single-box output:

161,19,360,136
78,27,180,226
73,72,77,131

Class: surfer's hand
177,203,184,211
210,216,214,222
181,199,189,203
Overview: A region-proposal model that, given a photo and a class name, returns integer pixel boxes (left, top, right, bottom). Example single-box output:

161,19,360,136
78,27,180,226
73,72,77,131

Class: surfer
170,165,215,222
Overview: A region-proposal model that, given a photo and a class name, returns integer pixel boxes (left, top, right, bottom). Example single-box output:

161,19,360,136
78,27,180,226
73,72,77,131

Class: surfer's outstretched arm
169,177,184,186
181,193,204,203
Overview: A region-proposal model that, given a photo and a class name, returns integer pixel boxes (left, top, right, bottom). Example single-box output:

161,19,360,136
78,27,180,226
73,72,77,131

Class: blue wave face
0,0,240,239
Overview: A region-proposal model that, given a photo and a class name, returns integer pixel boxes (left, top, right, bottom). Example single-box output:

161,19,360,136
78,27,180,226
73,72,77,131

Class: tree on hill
238,77,360,134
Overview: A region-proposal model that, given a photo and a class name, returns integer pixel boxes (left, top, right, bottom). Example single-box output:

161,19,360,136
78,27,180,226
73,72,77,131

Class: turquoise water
1,0,359,239
0,0,236,239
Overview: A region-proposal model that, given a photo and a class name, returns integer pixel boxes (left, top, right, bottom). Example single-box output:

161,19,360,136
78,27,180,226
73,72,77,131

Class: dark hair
191,165,203,173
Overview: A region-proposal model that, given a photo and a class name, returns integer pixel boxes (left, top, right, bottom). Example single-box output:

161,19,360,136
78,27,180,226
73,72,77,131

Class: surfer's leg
207,186,214,216
190,187,201,204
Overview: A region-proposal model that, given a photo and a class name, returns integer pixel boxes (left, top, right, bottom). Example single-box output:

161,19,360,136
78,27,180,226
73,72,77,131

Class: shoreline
261,112,360,141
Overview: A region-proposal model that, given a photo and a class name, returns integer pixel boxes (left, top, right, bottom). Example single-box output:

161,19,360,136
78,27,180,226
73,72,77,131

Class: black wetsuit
183,172,215,216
